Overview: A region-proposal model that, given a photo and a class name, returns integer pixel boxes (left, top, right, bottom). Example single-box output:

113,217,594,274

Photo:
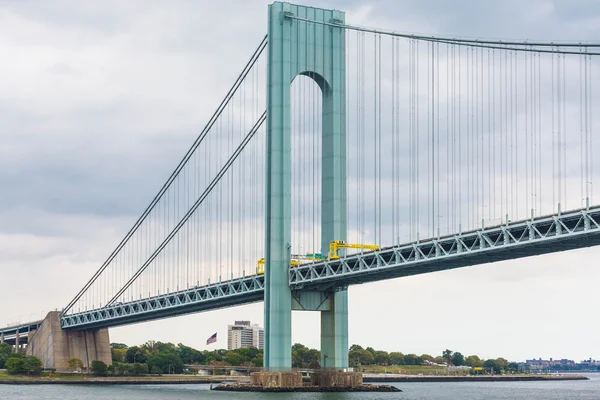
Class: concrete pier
250,372,303,388
310,371,363,388
26,312,111,371
248,370,362,389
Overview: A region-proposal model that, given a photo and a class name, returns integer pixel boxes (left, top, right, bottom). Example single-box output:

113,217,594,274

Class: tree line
0,343,42,375
101,340,265,375
107,342,518,374
1,340,522,376
348,345,519,374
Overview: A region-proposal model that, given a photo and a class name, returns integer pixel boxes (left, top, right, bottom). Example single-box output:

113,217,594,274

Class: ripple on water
1,375,600,400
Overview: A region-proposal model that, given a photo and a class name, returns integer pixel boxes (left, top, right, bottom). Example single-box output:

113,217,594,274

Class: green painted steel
265,1,347,369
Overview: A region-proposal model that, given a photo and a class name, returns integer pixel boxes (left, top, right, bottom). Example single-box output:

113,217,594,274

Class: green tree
111,343,128,349
147,352,183,374
251,356,263,367
349,344,363,352
23,356,42,375
5,357,25,374
246,346,260,360
142,340,158,353
483,359,501,374
434,356,447,365
349,350,362,366
155,342,179,355
404,354,423,365
349,349,374,366
365,347,376,356
225,351,242,366
442,349,454,364
91,360,108,376
359,349,374,365
495,358,509,371
291,343,320,368
507,362,520,372
465,355,483,368
0,343,12,369
112,348,127,363
112,362,134,376
389,352,404,365
0,342,11,355
292,343,308,368
373,350,390,365
178,343,204,364
126,346,149,364
150,365,162,375
66,357,84,372
452,352,465,366
420,354,435,362
132,363,149,375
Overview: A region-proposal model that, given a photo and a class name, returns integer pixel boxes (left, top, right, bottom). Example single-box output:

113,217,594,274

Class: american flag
206,332,217,345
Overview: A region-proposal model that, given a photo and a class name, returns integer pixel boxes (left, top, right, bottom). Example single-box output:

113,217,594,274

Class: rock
213,384,401,392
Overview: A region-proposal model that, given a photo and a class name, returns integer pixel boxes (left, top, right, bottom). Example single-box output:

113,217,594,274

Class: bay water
1,374,599,399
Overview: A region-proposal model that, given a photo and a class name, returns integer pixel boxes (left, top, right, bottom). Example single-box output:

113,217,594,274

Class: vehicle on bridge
328,240,380,259
255,241,380,275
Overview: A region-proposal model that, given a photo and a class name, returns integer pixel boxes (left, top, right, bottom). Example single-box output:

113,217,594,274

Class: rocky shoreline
213,384,401,392
363,375,589,382
0,374,588,385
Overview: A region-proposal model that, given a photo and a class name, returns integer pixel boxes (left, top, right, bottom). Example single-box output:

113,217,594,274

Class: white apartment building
227,320,264,350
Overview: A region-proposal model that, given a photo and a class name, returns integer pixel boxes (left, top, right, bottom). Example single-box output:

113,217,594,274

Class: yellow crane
256,253,324,275
328,240,380,259
255,242,379,275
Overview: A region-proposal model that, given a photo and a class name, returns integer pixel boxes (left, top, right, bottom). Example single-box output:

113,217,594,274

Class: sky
2,0,600,363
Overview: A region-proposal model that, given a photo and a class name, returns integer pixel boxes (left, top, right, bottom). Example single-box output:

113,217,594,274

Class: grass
0,369,238,381
357,365,469,376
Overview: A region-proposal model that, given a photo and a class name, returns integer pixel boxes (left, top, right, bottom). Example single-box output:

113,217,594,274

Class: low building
525,358,575,370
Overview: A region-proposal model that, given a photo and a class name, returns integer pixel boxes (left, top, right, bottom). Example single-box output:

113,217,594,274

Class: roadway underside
61,207,600,331
62,285,264,331
296,231,600,291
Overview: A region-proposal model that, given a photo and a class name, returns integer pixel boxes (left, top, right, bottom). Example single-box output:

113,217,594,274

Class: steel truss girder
289,206,600,291
59,206,600,330
0,321,41,338
60,276,265,330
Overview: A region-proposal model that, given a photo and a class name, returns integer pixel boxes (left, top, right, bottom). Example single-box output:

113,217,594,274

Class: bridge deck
291,206,600,290
0,321,42,345
61,206,600,330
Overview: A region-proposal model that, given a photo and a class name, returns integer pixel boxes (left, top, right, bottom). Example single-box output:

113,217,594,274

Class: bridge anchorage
4,1,599,378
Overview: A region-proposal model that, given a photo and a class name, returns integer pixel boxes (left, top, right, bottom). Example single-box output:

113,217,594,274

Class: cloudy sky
2,0,600,363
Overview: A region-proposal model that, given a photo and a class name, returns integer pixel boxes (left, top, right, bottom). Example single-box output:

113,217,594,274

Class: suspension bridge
2,2,599,372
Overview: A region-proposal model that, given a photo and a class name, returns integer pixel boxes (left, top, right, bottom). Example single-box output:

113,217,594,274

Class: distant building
579,359,600,368
525,358,575,370
227,320,264,350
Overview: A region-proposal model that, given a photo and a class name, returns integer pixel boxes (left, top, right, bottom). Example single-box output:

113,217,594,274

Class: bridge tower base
265,1,348,370
26,311,111,372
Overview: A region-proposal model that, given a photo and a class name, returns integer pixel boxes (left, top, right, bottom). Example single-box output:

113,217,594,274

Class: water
2,375,600,400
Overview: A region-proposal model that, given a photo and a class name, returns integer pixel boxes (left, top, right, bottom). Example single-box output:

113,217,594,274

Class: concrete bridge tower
264,2,347,370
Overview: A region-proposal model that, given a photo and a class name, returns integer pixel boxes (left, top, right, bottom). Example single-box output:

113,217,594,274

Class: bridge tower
265,2,347,369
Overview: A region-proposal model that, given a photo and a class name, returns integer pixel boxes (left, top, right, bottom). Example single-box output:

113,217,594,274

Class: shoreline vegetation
0,341,592,385
0,370,589,385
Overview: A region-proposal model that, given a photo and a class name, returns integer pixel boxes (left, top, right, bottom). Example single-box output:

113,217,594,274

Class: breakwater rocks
213,384,401,392
363,375,589,383
0,377,237,385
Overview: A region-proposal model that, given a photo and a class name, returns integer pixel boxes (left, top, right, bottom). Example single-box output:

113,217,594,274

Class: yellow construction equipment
255,253,324,275
328,240,380,259
255,243,378,274
256,258,300,275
